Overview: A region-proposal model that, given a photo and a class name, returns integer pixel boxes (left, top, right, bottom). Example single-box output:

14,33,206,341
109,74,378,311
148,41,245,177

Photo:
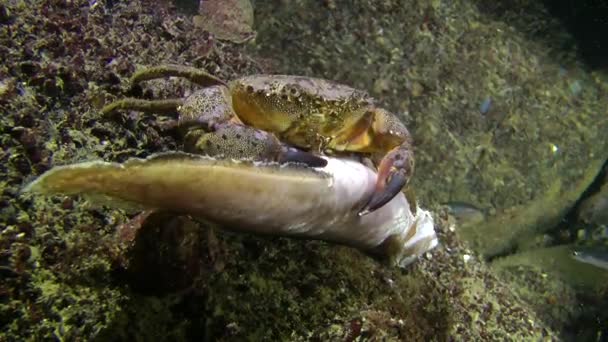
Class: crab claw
359,146,414,216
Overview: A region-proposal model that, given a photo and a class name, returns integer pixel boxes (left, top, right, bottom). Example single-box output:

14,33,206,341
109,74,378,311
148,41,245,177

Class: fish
22,152,439,268
572,246,608,271
479,97,492,115
444,201,486,226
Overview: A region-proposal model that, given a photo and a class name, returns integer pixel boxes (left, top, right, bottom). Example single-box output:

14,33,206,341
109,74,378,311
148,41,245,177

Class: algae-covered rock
251,0,608,258
194,0,255,43
0,0,254,339
577,166,608,229
492,245,608,340
0,0,599,340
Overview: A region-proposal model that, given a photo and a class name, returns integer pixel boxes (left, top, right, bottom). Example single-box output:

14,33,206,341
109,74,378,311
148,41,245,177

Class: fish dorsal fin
133,151,332,178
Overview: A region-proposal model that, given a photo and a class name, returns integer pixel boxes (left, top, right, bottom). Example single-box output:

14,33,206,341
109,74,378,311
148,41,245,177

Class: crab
102,65,414,215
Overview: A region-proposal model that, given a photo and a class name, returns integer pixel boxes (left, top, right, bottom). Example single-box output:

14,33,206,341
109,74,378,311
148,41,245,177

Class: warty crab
101,65,415,215
23,152,438,267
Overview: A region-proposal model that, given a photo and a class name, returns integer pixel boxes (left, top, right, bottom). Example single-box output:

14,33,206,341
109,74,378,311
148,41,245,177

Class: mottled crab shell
23,152,438,267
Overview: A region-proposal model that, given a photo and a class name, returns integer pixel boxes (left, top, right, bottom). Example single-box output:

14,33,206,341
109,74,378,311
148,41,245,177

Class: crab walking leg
176,85,327,166
101,98,184,116
130,64,226,87
22,153,438,267
101,87,327,167
184,124,327,167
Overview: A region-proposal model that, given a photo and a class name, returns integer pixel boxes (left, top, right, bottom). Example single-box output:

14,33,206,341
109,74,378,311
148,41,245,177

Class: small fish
444,201,485,226
569,80,583,96
479,97,492,115
572,246,608,271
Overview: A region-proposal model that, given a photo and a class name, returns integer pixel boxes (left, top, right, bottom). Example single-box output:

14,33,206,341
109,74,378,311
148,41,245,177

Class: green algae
492,245,608,340
459,157,606,257
250,0,608,338
0,0,252,339
493,245,608,293
196,222,553,340
251,0,608,259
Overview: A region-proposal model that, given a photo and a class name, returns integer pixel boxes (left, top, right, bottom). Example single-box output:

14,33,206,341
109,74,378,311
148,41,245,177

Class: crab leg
130,64,226,87
101,98,183,116
101,89,326,167
184,124,327,167
170,86,323,166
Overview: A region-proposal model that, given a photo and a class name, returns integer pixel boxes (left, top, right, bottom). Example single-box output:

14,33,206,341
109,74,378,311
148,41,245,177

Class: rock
492,245,608,339
252,0,608,259
193,0,255,43
2,0,603,340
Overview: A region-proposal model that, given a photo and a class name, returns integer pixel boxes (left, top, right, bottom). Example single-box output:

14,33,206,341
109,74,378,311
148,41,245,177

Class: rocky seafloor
1,0,607,340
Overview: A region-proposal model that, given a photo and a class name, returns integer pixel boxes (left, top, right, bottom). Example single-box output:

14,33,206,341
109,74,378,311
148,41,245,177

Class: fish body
23,152,438,267
572,246,608,271
444,201,485,226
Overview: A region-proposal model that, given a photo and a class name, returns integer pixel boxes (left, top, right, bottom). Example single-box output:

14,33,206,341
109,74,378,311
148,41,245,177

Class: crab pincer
359,144,414,216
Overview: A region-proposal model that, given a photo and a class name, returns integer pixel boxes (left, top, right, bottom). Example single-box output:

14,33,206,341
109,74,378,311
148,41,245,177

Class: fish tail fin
22,161,147,212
